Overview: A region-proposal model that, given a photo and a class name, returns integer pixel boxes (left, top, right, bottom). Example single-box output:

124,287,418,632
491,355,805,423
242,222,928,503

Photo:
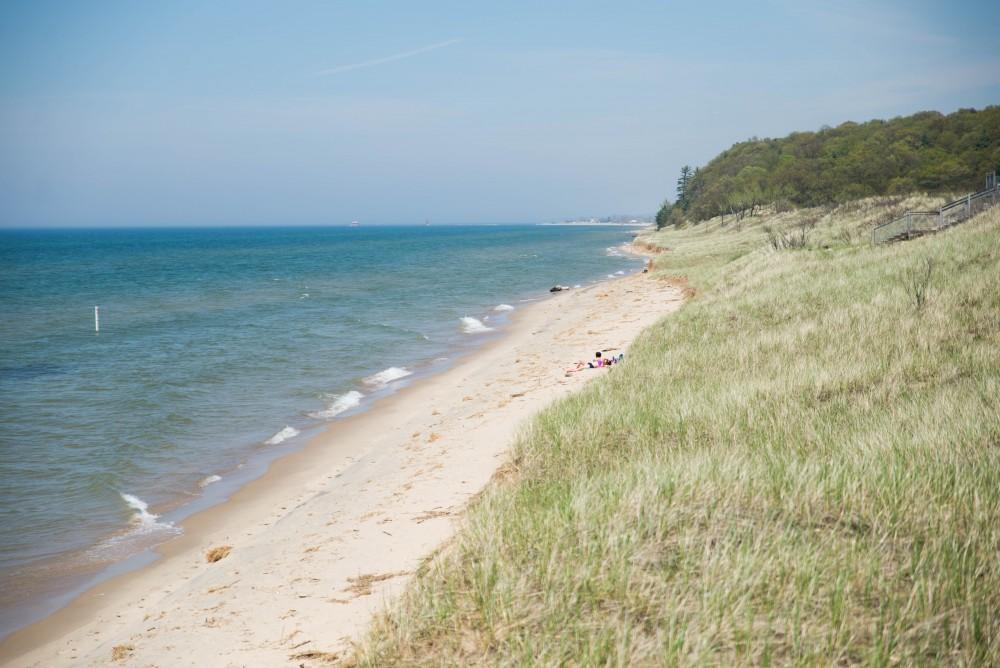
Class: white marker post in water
94,305,100,333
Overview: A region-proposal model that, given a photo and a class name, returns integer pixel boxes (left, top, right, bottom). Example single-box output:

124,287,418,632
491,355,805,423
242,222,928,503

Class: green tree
662,105,1000,222
676,165,693,210
655,200,673,230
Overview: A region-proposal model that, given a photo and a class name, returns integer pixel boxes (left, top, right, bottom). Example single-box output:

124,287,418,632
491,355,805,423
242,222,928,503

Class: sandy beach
1,269,683,668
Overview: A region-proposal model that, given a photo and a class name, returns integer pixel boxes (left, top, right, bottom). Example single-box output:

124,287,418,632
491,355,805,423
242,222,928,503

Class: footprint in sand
414,508,452,523
343,571,411,598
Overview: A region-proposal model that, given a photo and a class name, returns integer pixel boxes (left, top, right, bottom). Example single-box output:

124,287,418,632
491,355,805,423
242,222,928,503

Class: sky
0,1,998,227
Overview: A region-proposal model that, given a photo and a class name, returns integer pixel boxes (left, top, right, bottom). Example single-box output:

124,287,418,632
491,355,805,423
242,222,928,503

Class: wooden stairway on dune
873,172,999,245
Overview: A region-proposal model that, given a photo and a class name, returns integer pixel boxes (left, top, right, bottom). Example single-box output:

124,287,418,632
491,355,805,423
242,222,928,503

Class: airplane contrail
316,38,463,76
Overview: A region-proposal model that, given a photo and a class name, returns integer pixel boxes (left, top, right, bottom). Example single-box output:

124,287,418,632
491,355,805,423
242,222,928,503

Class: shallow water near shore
0,224,642,637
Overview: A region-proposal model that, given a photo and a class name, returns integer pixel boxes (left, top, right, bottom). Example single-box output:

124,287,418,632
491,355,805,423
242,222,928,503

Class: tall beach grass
347,196,1000,666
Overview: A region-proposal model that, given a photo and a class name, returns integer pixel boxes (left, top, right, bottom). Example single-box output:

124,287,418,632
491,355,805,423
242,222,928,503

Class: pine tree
655,200,672,229
676,165,693,210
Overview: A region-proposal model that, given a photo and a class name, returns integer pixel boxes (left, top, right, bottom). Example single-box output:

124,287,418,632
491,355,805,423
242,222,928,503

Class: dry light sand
1,268,683,668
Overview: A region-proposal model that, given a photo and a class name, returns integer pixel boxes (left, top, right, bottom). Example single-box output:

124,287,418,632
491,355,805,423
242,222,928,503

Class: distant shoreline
538,222,652,227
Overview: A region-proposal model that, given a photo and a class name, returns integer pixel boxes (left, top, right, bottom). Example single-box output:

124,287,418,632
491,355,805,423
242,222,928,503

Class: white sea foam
83,494,180,560
460,316,493,334
264,425,300,445
605,246,624,257
119,493,174,533
615,270,626,275
364,366,413,388
199,474,222,487
607,274,616,278
493,304,515,312
574,284,582,288
309,390,364,419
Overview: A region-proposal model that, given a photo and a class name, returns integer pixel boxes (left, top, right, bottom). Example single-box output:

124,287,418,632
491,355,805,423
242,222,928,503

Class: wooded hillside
659,106,1000,226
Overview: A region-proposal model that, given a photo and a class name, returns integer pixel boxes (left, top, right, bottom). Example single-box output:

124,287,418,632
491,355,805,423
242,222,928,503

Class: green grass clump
349,199,1000,666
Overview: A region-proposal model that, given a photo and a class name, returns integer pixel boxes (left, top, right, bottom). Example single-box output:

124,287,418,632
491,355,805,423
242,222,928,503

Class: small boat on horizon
350,220,360,227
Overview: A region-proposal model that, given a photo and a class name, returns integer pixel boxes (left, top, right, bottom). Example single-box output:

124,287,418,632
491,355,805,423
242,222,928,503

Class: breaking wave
199,474,222,488
309,390,364,419
460,316,493,334
363,366,412,388
119,493,176,535
264,425,300,445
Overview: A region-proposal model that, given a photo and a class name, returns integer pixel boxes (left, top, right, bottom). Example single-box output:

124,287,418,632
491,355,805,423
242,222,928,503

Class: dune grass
347,196,1000,666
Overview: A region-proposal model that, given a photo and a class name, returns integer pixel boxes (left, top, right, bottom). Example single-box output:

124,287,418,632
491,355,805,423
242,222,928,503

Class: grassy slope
349,196,1000,666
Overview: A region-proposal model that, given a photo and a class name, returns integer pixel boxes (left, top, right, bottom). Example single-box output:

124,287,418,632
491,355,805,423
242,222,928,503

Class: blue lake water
0,224,642,634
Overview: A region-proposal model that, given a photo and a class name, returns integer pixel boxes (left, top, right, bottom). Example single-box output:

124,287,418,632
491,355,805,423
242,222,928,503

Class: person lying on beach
565,351,603,374
565,351,620,375
565,351,627,375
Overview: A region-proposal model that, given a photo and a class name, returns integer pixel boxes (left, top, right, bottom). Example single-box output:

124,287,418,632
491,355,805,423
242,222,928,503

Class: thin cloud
316,38,463,76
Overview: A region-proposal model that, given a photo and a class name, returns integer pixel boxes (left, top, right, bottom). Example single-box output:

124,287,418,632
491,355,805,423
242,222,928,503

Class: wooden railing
873,174,1000,244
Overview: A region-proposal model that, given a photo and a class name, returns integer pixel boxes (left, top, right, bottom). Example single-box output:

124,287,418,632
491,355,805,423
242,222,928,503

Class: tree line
657,105,1000,228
